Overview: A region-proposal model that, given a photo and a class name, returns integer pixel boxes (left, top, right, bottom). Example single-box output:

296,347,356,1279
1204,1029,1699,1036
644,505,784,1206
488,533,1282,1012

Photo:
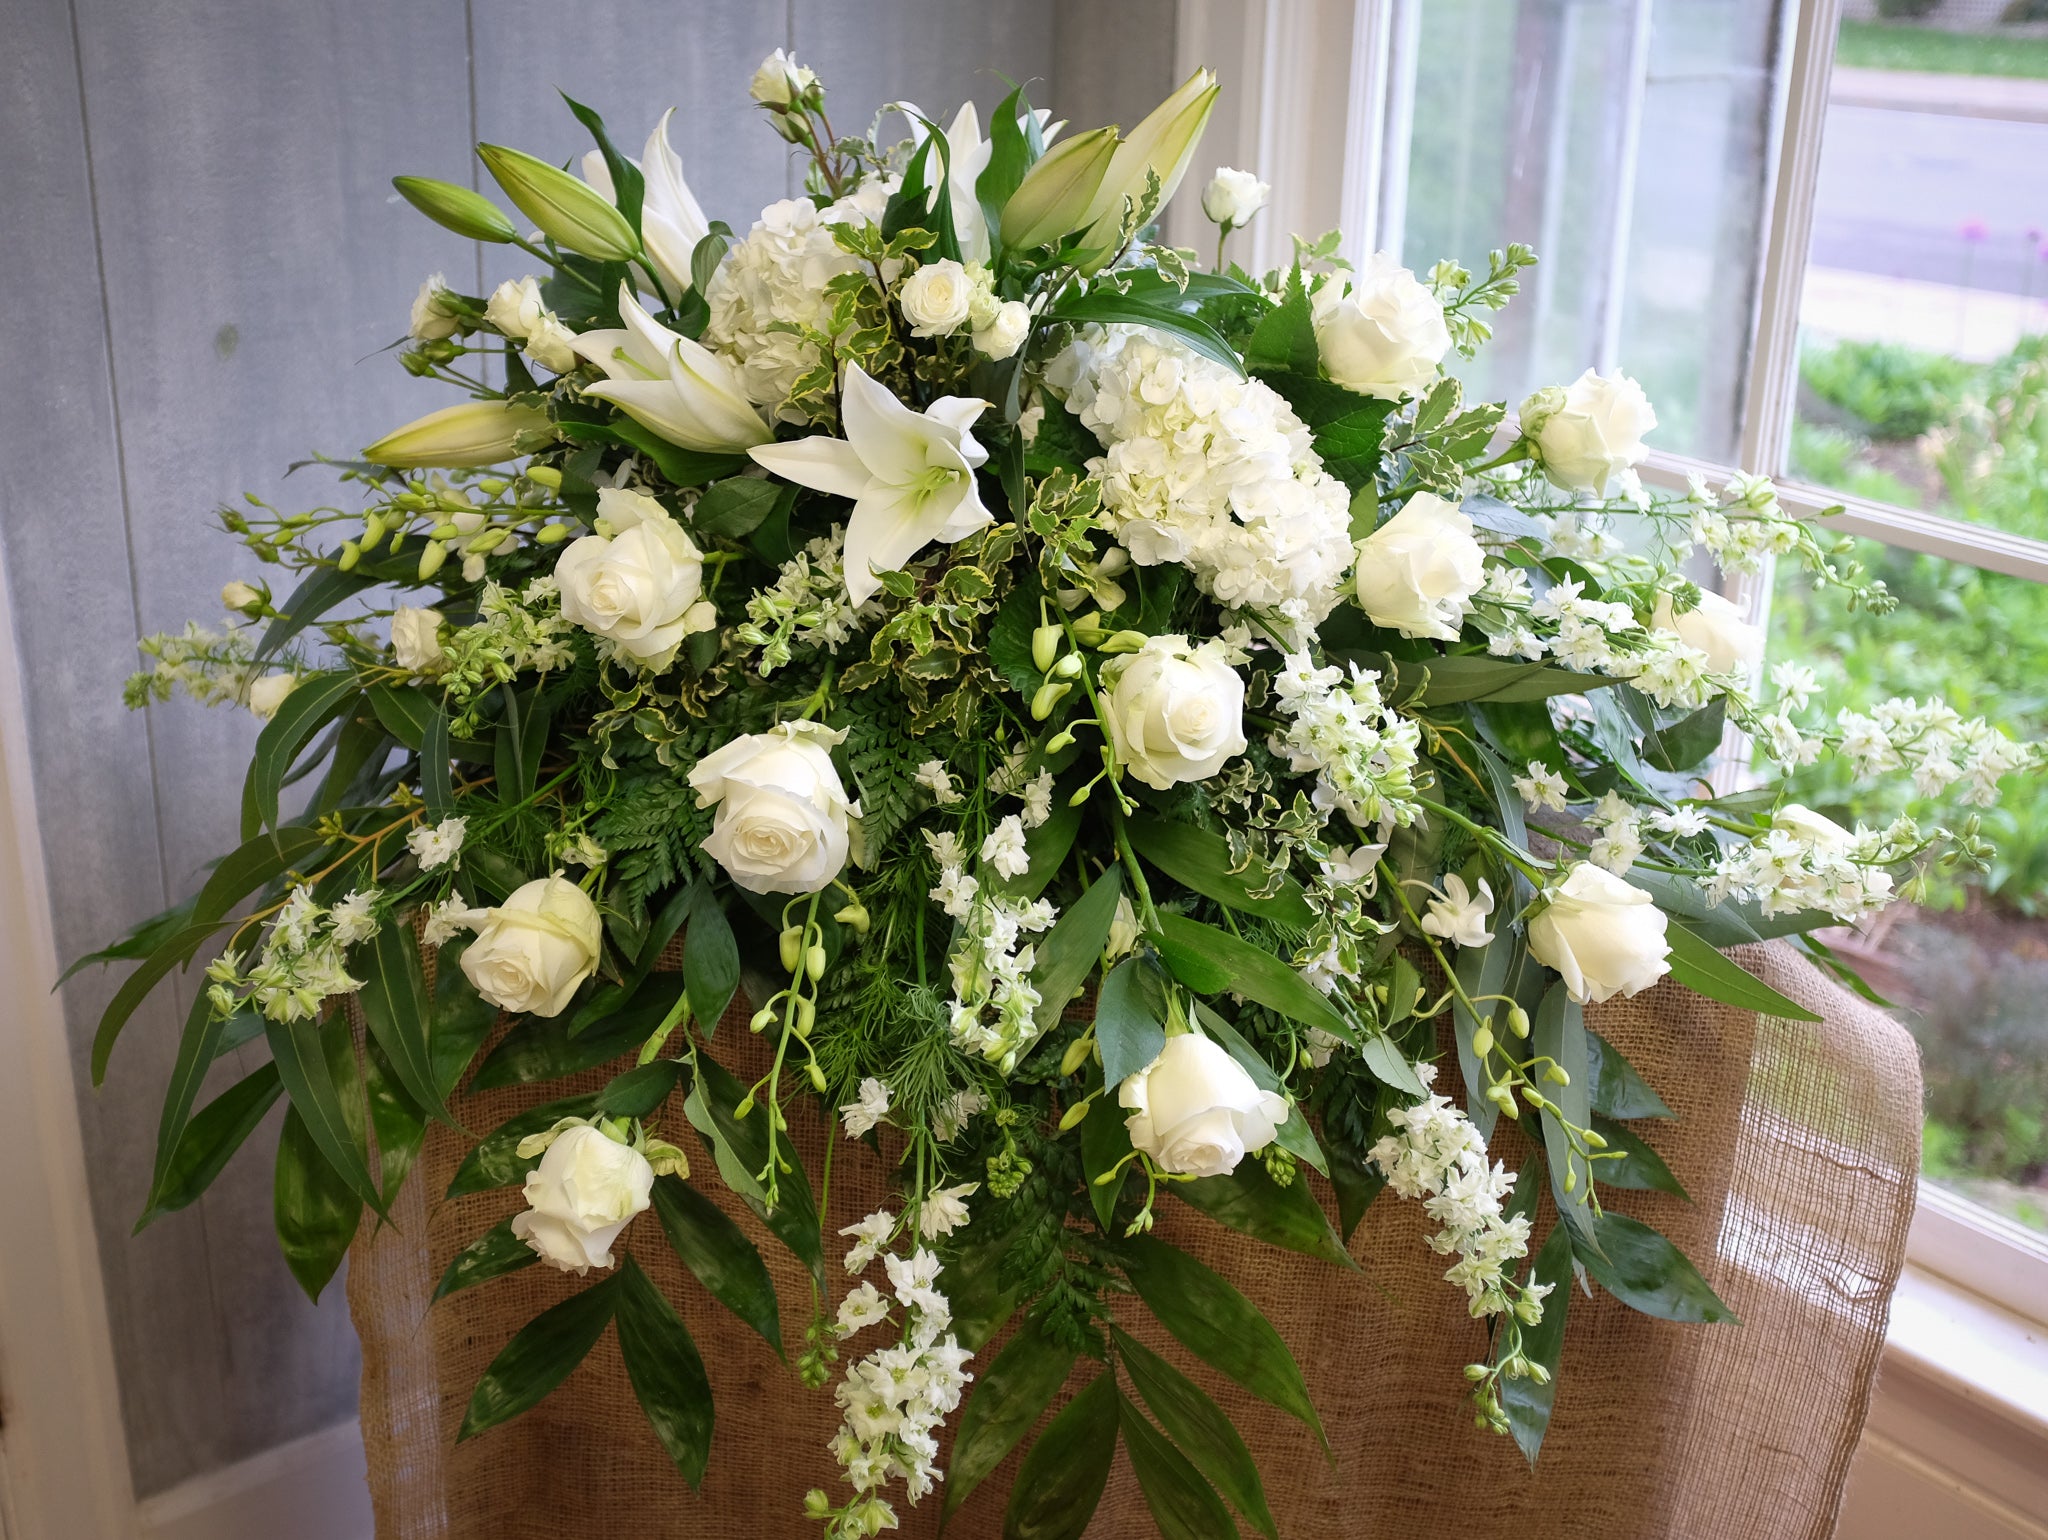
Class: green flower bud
779,926,803,972
524,464,564,490
1031,623,1063,673
1050,653,1083,679
416,539,449,581
1507,1004,1531,1039
1471,1025,1494,1059
392,175,518,243
1059,1035,1093,1077
535,522,571,545
1045,728,1076,753
364,399,553,469
1099,629,1150,654
804,944,827,980
1031,679,1073,720
337,540,361,571
476,143,638,261
749,1004,778,1033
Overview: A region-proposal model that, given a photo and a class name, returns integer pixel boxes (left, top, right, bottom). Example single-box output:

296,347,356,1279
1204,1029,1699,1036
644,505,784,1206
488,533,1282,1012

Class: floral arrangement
87,53,2040,1538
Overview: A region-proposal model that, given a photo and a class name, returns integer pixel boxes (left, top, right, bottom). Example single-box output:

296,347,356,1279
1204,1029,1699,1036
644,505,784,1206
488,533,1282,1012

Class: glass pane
1770,537,2048,1233
1793,14,2048,536
1395,0,1783,461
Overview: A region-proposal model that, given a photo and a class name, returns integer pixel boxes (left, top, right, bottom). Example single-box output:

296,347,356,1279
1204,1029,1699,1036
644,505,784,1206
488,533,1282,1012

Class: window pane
1395,0,1782,461
1770,538,2048,1233
1793,16,2048,536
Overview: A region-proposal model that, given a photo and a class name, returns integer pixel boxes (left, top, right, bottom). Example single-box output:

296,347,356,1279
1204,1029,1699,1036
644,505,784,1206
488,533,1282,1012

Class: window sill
1883,1263,2048,1444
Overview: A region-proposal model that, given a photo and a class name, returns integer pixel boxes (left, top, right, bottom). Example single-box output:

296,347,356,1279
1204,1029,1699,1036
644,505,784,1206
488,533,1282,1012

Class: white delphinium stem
1268,652,1425,829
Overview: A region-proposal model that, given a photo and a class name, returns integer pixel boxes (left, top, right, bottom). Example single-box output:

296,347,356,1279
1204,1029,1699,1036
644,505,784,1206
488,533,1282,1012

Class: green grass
1837,19,2048,80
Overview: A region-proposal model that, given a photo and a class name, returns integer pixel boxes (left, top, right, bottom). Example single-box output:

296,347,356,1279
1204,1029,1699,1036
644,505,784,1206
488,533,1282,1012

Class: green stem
1109,804,1161,934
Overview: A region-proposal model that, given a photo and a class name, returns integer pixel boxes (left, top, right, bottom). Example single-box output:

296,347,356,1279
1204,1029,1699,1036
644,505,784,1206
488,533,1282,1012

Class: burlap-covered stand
348,941,1920,1538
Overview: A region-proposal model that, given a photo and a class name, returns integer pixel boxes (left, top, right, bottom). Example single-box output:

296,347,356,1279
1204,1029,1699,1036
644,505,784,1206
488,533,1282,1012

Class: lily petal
669,336,772,449
750,435,873,500
841,364,936,487
843,481,967,605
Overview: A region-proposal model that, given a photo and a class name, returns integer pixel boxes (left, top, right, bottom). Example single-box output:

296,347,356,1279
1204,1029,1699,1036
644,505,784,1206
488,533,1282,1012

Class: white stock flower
835,1280,891,1337
1101,634,1247,791
749,363,994,606
580,108,711,300
555,487,717,668
1119,1033,1287,1178
1200,166,1269,228
247,671,298,722
1310,252,1451,400
840,1077,893,1138
1353,492,1486,640
1651,589,1762,676
1522,369,1657,496
460,875,604,1017
512,1124,653,1274
389,605,445,673
1527,863,1671,1005
572,285,771,453
689,721,857,894
409,273,462,340
327,888,380,948
408,815,467,872
898,258,976,337
422,890,481,947
1419,875,1494,947
973,299,1031,361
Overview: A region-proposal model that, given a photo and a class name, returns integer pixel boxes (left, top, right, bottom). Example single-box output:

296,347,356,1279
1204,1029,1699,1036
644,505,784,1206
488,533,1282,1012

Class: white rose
1101,635,1248,791
1651,589,1761,676
1201,167,1269,228
512,1125,653,1274
749,48,816,107
460,875,604,1018
388,606,445,673
484,275,545,339
248,671,298,722
1526,862,1671,1005
1311,251,1451,400
688,721,857,895
1119,1034,1287,1178
556,487,717,668
973,299,1031,361
409,273,462,341
222,579,263,614
1522,368,1657,495
899,259,976,338
523,312,580,374
1353,492,1486,640
1773,802,1852,853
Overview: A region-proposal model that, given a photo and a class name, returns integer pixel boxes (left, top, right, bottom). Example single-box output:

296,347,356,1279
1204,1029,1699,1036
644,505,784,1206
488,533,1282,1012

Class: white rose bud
512,1124,653,1274
1522,368,1657,495
556,487,717,668
1526,863,1671,1005
1200,166,1269,229
460,875,604,1018
247,671,298,722
1772,802,1852,853
749,48,816,107
973,299,1031,361
522,311,580,373
899,258,976,338
1119,1034,1287,1178
1101,635,1248,791
1651,589,1761,676
1353,492,1486,641
1311,251,1452,401
221,580,264,614
484,275,545,339
408,273,463,341
389,605,446,673
688,721,858,895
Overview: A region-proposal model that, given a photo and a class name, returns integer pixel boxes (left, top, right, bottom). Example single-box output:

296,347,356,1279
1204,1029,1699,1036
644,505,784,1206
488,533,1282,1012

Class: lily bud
364,400,553,469
391,175,517,243
1001,126,1118,251
476,142,638,261
1080,69,1221,258
1031,623,1063,673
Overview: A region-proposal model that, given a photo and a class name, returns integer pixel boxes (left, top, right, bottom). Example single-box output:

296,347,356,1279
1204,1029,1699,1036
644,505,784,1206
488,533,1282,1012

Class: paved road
1811,102,2048,297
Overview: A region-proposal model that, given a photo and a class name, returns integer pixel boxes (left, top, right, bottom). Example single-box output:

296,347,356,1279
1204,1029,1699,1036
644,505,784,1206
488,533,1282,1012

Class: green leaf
691,476,783,539
1190,1003,1325,1175
1585,1029,1674,1120
358,918,456,1130
556,416,744,490
1048,288,1244,375
1451,937,1511,1137
686,1053,823,1284
265,1013,386,1218
1152,913,1349,1038
274,1104,364,1301
91,919,230,1085
1078,1085,1135,1230
1532,983,1597,1253
1324,1135,1385,1244
1113,1330,1276,1538
145,990,233,1217
976,83,1038,255
1124,814,1312,927
1152,928,1234,994
614,1256,714,1486
1029,867,1122,1037
942,1311,1077,1525
1640,697,1727,773
135,1062,283,1229
684,890,741,1033
434,1217,539,1301
560,92,645,241
368,684,434,749
1502,1222,1573,1465
362,1037,427,1205
1573,1212,1737,1324
1664,922,1823,1021
192,824,335,929
428,937,499,1095
1358,1031,1428,1096
1590,1116,1689,1198
254,564,374,664
1174,1156,1354,1268
1118,1236,1324,1447
1118,1391,1238,1540
1001,1373,1119,1540
248,671,361,837
420,704,454,820
650,1175,782,1356
446,1094,599,1197
459,1273,621,1439
473,979,677,1088
61,896,199,986
594,1058,685,1119
1094,955,1168,1090
1404,654,1614,707
1241,265,1317,375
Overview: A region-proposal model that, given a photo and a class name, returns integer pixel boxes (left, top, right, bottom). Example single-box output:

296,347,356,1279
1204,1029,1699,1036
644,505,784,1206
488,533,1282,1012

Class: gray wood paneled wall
0,0,1173,1500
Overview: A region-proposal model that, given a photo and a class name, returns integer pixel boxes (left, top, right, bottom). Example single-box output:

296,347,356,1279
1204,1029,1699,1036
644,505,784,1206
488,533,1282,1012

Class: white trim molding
137,1420,370,1540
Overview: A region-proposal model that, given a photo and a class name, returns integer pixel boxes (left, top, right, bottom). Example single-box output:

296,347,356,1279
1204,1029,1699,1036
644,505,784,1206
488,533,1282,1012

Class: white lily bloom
581,108,710,301
748,364,994,605
572,284,770,454
897,100,1059,263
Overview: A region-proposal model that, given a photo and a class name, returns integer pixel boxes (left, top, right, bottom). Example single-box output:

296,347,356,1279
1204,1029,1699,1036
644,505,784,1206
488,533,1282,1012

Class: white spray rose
555,488,717,668
222,579,263,614
1311,252,1451,401
1101,635,1248,791
1521,369,1657,495
899,259,976,338
460,875,604,1018
1201,167,1269,228
749,48,816,107
484,275,545,338
1353,492,1486,641
248,672,298,722
512,1124,654,1274
389,606,446,673
973,299,1031,361
689,721,858,895
1651,589,1762,676
408,273,463,341
1527,863,1671,1005
1119,1033,1287,1178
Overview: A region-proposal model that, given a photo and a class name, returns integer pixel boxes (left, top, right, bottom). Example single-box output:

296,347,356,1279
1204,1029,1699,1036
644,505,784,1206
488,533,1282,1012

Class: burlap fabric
348,941,1920,1538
